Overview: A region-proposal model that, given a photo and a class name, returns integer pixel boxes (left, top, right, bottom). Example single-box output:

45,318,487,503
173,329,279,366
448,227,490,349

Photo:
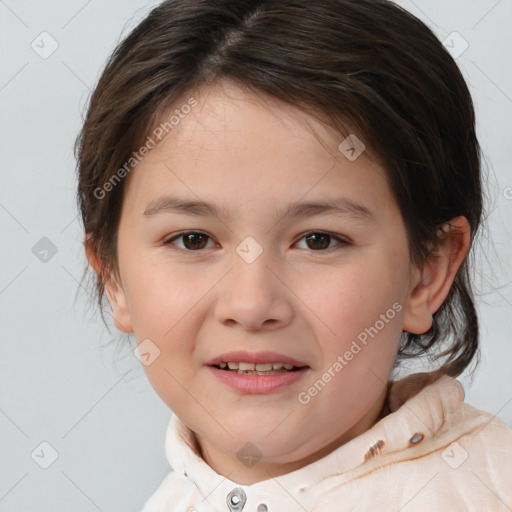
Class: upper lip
204,350,309,367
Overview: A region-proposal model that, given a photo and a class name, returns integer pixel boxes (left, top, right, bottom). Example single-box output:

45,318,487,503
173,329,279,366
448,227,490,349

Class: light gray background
1,1,511,511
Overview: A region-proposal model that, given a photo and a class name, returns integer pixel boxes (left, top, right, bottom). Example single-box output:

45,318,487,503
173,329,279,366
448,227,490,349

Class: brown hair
75,0,484,378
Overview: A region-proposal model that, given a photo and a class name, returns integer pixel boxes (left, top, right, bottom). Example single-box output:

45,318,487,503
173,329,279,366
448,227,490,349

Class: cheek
305,264,404,419
123,258,208,409
305,263,404,343
121,250,206,337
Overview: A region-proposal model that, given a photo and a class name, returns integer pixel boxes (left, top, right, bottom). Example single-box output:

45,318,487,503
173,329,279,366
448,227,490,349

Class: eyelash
162,230,350,253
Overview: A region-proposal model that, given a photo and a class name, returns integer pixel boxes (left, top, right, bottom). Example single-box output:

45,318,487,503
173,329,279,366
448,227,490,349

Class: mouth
204,351,311,394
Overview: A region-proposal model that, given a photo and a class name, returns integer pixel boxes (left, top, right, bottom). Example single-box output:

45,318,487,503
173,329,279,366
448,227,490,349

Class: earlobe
84,233,133,333
402,263,435,334
402,216,471,334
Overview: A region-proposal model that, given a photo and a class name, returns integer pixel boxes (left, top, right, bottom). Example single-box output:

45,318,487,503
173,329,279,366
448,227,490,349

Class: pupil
307,233,330,250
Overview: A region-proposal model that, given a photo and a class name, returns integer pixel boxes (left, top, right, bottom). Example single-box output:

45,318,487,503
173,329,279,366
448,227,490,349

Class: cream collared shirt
141,373,512,511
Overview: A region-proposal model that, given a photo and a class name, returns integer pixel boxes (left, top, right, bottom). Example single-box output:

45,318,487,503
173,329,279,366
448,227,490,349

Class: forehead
121,80,392,217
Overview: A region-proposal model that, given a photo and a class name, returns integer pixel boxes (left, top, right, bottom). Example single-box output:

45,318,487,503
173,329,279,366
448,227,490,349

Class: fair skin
86,80,471,485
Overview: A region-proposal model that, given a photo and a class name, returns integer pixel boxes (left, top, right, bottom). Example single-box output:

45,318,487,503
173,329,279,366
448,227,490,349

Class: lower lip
207,366,310,394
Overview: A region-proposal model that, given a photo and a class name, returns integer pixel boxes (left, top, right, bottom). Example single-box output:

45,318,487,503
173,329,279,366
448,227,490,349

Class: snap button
257,505,268,512
409,432,424,444
226,487,247,512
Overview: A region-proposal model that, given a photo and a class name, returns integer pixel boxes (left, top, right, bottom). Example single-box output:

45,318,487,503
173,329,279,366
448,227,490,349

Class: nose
213,244,294,332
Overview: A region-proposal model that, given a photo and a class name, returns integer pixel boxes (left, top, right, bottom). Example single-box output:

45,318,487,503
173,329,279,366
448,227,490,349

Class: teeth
219,361,298,371
255,363,273,371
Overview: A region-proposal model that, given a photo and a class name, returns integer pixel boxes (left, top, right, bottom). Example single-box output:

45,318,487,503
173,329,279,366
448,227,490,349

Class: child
75,0,512,510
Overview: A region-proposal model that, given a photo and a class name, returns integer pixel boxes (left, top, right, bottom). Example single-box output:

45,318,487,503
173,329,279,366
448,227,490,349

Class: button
257,505,268,512
409,432,424,444
226,487,247,511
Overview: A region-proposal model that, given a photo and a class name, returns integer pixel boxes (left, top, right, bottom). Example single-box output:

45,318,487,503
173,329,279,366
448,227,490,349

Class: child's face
107,80,419,482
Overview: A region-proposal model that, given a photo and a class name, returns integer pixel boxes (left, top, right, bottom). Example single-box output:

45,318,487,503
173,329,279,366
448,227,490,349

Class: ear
84,233,133,333
402,216,471,334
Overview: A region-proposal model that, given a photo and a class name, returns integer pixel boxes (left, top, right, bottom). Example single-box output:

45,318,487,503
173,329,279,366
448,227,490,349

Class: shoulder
415,376,512,504
401,398,512,510
357,374,512,510
451,402,512,491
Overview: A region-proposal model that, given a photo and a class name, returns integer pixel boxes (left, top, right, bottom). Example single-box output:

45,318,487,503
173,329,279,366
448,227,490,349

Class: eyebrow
143,195,376,222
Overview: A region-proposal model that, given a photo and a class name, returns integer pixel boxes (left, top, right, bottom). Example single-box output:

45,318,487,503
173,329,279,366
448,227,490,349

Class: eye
163,230,350,253
163,231,217,251
295,231,349,252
